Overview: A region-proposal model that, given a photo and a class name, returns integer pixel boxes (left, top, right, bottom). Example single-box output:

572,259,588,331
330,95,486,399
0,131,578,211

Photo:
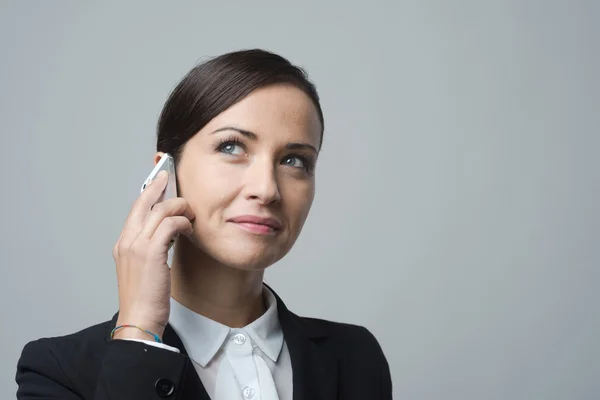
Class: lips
228,215,283,233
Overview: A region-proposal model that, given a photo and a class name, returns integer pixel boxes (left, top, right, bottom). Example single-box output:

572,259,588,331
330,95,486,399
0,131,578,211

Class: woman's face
164,83,322,270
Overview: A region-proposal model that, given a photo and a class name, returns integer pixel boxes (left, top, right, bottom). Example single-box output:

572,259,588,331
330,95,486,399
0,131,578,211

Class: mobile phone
141,153,178,248
141,153,177,200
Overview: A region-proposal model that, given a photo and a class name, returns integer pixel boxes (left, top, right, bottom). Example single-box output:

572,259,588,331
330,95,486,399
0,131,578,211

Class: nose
243,158,281,205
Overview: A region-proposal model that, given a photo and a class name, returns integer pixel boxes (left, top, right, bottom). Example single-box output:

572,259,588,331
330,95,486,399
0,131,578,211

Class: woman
16,49,392,400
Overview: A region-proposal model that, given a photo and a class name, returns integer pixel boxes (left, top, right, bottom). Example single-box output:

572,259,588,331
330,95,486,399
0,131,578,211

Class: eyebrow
211,126,319,154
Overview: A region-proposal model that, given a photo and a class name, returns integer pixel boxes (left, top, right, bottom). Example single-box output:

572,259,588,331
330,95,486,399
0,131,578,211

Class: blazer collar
107,284,339,400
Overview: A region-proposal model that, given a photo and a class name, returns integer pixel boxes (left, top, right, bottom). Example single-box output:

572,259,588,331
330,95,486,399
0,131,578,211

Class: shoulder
295,314,387,365
294,314,393,397
20,318,113,362
17,318,114,396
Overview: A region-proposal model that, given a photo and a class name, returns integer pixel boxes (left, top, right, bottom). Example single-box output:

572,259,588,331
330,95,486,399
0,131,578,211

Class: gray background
1,1,598,399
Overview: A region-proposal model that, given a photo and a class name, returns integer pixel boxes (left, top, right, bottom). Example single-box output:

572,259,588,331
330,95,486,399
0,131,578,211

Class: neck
169,237,266,328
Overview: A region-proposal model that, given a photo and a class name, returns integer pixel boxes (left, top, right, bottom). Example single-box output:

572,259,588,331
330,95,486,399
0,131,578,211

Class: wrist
112,321,165,342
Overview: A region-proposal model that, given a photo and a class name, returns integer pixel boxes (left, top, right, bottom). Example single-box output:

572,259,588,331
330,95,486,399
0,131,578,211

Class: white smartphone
141,153,178,249
140,153,177,201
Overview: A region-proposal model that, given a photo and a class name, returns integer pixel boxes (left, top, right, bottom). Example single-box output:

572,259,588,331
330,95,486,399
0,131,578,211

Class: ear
153,152,165,166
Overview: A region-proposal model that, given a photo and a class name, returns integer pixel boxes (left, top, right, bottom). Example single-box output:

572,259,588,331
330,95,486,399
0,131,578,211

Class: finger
119,170,170,246
150,216,194,251
138,197,195,240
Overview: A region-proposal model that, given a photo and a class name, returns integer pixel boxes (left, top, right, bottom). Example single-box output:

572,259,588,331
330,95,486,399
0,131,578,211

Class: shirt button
243,386,255,399
233,333,246,345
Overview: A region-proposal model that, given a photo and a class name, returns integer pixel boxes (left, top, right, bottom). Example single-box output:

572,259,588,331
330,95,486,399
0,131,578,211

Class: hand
111,170,195,340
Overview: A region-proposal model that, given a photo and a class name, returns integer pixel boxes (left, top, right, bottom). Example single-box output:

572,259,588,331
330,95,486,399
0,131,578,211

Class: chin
215,250,283,271
206,238,288,271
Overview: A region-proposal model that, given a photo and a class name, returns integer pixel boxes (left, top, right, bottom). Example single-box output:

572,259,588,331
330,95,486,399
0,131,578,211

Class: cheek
282,180,315,229
182,161,242,219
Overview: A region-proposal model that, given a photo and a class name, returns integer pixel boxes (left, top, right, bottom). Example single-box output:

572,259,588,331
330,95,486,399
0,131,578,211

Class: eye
282,155,304,168
281,155,313,173
217,139,245,156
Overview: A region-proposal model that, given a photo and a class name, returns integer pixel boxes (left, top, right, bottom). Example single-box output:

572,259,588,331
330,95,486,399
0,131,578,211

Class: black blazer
16,286,392,399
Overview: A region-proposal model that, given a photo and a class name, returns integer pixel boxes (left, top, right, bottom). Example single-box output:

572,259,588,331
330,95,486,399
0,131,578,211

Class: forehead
204,84,322,148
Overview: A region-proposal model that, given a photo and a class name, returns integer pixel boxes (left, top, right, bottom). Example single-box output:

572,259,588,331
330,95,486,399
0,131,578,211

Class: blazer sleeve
16,338,189,399
380,350,393,399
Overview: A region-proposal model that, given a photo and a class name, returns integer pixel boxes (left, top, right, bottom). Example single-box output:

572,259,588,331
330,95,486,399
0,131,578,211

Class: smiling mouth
227,215,282,236
231,222,277,235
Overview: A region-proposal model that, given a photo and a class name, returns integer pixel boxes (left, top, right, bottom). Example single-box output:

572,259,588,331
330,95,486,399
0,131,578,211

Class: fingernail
147,179,154,186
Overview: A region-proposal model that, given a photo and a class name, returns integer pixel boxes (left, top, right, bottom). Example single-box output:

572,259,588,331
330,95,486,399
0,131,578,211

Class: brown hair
156,49,324,163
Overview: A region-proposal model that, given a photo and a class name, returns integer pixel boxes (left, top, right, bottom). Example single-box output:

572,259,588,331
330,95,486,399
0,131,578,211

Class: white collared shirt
126,287,292,400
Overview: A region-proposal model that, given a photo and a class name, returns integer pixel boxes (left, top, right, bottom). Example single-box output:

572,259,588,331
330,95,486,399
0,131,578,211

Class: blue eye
282,156,305,169
217,140,245,155
282,155,315,174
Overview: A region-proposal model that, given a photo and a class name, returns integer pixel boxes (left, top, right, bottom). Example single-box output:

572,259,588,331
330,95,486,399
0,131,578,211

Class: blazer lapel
267,285,339,400
162,324,211,400
107,312,211,400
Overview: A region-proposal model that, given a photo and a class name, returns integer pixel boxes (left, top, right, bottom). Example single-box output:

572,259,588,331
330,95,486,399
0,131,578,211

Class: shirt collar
244,286,284,362
168,285,284,367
